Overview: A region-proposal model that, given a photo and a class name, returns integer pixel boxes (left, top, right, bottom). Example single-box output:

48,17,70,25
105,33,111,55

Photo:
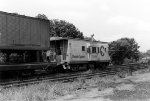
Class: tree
35,14,49,20
109,38,140,65
36,14,84,39
146,50,150,55
49,19,84,39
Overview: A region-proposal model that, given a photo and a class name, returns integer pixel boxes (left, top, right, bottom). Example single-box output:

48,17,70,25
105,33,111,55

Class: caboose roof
50,37,108,43
50,37,68,41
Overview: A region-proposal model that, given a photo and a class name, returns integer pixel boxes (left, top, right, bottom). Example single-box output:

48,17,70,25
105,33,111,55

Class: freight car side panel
19,17,30,45
40,21,49,48
7,15,20,45
0,13,7,46
15,16,20,44
0,11,49,50
36,20,41,46
40,21,45,48
31,19,40,46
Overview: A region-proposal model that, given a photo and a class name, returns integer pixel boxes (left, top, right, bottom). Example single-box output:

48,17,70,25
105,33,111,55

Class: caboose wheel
70,65,79,72
21,69,35,76
88,64,95,70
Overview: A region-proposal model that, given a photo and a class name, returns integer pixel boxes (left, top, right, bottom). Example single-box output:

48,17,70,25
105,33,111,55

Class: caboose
48,37,110,71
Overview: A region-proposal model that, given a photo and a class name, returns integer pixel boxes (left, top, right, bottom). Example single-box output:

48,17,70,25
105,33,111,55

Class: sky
0,0,150,52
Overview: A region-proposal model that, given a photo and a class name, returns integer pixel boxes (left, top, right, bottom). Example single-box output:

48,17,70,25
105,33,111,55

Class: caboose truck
48,37,110,71
0,11,54,76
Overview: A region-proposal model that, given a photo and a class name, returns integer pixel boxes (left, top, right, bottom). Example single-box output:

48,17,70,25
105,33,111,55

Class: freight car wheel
88,64,95,70
0,71,9,79
21,70,35,76
70,65,79,72
0,71,18,80
46,66,54,74
55,65,65,73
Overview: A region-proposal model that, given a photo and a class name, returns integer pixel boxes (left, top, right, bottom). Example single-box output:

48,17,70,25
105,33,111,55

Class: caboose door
55,40,68,65
86,43,91,61
90,46,99,61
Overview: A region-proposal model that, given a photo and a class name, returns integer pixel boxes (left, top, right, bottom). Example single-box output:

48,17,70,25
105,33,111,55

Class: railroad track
0,70,116,88
0,63,149,88
110,63,149,71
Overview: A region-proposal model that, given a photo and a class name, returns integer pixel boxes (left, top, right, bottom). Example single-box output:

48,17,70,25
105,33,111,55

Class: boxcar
0,11,51,73
0,11,49,50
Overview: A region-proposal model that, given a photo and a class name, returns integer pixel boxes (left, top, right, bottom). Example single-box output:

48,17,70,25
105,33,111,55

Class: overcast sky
0,0,150,52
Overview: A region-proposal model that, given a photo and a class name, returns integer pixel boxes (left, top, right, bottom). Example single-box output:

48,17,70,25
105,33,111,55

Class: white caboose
48,37,110,71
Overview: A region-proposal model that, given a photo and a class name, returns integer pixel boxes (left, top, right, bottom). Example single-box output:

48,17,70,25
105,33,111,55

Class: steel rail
0,63,148,88
0,70,116,88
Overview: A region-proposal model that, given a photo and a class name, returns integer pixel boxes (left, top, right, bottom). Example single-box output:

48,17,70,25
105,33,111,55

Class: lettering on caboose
91,54,98,58
72,55,85,58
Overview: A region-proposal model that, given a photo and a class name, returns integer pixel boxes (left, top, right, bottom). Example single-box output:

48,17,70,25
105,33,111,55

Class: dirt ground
53,69,150,101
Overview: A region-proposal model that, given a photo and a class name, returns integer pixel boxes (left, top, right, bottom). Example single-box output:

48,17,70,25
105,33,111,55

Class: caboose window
92,47,96,53
105,48,107,52
82,46,85,51
98,47,99,53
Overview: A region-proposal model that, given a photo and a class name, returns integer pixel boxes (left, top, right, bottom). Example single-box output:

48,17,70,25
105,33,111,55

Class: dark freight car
0,11,50,67
0,11,50,50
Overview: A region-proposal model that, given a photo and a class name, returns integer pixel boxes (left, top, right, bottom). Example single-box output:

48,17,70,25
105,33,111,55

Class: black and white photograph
0,0,150,101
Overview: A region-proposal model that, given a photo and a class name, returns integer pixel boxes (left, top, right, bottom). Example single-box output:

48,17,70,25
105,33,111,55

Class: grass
0,68,150,101
0,74,119,101
0,78,87,101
